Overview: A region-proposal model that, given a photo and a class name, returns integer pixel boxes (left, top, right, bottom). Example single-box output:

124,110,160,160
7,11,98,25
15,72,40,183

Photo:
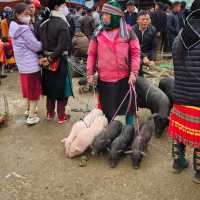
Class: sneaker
47,112,55,120
24,110,29,117
58,114,70,124
172,159,189,174
26,116,40,125
24,110,38,118
193,172,200,184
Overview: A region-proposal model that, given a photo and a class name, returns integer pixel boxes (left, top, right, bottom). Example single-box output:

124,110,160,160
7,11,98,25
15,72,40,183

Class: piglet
108,125,135,168
91,120,122,155
83,108,103,127
131,118,154,169
64,121,87,157
68,116,108,158
63,108,103,156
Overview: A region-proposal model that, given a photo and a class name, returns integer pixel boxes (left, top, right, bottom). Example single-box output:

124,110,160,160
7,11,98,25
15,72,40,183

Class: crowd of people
1,0,200,184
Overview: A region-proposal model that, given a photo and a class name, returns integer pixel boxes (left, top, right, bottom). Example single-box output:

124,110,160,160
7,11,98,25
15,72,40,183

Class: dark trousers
46,97,68,119
168,34,177,51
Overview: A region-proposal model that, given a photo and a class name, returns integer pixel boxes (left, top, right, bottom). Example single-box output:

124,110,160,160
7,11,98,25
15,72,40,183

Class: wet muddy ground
0,73,200,200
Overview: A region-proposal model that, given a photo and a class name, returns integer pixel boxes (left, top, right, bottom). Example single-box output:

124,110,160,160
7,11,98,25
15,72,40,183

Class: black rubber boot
193,148,200,184
172,142,189,174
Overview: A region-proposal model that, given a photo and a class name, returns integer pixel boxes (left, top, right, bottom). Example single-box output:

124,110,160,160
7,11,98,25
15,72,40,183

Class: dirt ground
0,72,200,200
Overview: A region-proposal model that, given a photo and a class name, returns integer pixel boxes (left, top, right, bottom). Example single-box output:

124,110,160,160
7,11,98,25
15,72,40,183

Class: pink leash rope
108,82,139,133
130,83,140,134
109,88,131,124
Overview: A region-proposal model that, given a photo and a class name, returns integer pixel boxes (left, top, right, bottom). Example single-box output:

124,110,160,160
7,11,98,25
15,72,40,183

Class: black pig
131,118,154,169
91,120,122,155
108,125,135,168
136,76,170,137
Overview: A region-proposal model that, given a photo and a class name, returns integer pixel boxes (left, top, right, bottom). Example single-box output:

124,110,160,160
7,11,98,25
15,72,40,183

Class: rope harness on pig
145,85,153,108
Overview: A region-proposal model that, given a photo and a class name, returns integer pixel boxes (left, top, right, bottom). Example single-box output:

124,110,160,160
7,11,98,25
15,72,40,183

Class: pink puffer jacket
87,28,140,82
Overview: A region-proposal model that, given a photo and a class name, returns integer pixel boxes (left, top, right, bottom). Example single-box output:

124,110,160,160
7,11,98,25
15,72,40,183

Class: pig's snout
131,152,143,169
108,153,118,168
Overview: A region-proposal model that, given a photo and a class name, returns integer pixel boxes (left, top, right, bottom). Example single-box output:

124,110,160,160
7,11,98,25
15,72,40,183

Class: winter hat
33,0,41,9
102,0,124,17
101,0,129,39
191,0,200,12
3,7,12,18
47,0,66,10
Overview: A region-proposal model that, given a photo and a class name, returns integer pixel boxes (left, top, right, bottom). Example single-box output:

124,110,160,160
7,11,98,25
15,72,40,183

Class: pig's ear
124,150,133,154
140,151,146,156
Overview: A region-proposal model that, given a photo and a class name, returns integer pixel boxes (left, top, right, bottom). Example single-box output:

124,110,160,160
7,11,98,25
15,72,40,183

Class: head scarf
101,0,129,40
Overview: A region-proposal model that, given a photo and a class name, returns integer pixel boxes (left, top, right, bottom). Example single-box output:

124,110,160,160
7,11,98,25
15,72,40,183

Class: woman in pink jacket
87,0,140,124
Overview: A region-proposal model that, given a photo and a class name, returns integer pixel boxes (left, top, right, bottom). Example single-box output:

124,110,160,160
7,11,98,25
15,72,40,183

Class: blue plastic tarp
67,0,85,6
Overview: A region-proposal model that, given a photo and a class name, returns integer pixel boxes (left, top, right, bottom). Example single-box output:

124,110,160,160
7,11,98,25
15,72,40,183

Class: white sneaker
24,110,29,117
26,116,40,125
24,110,38,118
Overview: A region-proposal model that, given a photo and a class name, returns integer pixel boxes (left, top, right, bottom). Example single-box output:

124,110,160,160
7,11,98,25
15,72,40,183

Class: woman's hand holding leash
128,72,136,84
87,75,94,86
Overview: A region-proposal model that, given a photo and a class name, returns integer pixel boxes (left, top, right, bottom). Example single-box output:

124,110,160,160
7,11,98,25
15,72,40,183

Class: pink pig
64,121,87,157
63,109,104,157
68,116,108,158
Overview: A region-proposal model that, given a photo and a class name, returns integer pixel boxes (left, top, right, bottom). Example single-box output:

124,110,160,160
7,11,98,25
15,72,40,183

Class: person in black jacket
167,1,181,50
124,0,137,27
39,0,73,124
80,8,95,39
133,10,156,75
151,2,167,52
168,0,200,184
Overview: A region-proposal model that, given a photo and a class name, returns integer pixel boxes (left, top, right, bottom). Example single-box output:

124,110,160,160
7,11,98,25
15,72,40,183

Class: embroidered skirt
168,104,200,148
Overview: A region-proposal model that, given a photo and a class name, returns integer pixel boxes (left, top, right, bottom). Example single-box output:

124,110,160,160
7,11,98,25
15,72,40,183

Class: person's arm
152,27,157,53
91,18,96,32
87,37,98,80
80,17,84,33
22,28,42,52
129,30,140,76
167,14,177,34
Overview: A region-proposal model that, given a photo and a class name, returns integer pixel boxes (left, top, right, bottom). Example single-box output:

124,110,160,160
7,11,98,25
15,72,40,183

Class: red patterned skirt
20,72,41,101
168,104,200,148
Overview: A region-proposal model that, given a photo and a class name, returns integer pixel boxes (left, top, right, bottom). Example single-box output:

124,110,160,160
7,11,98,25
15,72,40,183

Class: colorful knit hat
101,0,129,40
102,0,124,17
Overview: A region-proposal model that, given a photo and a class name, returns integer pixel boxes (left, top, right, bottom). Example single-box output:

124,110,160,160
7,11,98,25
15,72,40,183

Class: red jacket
87,28,140,82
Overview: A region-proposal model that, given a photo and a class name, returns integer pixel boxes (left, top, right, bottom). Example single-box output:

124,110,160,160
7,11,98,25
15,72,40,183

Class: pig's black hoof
109,160,117,168
110,163,117,168
132,165,139,169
